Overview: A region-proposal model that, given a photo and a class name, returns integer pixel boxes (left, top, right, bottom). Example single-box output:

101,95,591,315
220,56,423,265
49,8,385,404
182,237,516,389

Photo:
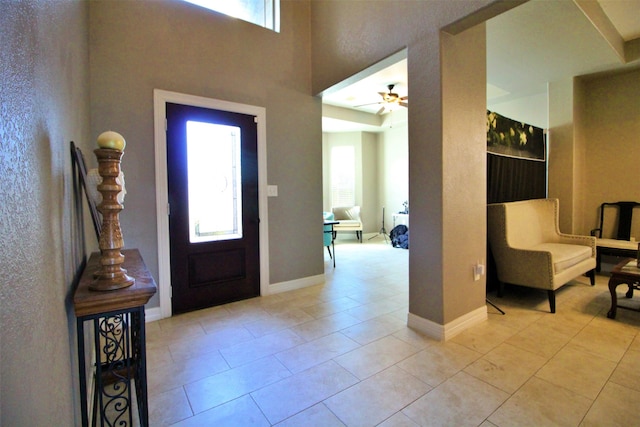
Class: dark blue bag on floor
389,225,409,249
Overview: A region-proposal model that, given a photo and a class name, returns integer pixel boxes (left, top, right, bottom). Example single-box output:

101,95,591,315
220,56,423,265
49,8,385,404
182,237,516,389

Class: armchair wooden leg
588,269,595,286
547,290,556,313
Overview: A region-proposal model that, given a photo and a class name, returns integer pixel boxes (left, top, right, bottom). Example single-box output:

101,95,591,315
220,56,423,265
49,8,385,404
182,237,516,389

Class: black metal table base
77,306,148,427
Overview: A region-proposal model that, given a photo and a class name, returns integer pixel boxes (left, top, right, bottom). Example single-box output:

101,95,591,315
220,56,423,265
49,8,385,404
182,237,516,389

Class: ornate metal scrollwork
94,312,134,427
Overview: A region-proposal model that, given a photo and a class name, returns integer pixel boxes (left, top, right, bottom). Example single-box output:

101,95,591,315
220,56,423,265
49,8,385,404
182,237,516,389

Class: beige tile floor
146,239,640,426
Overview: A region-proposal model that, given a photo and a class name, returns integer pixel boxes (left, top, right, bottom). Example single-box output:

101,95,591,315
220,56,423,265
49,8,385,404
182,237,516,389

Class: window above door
182,0,280,32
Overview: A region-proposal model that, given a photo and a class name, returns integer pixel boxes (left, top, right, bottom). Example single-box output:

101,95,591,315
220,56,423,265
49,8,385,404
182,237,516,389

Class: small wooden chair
590,201,640,272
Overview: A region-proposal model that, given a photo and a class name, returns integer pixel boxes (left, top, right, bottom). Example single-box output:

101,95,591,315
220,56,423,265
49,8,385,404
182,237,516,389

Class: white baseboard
268,274,325,294
407,306,487,341
145,306,162,323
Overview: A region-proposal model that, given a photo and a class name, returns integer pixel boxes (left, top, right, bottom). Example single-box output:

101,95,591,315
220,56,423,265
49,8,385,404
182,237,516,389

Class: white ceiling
600,0,640,40
322,0,640,133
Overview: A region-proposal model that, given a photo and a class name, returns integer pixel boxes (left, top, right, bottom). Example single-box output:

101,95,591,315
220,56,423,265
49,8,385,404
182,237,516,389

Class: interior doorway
320,50,409,247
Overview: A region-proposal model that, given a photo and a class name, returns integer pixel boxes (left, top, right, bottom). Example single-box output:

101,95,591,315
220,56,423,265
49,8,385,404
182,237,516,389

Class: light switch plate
267,185,278,197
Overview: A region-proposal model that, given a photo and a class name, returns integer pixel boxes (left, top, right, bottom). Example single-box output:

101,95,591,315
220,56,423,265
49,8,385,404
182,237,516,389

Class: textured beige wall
548,78,577,233
573,76,589,234
311,0,498,325
379,123,409,226
89,0,321,288
577,69,640,237
0,1,90,425
361,132,379,233
441,25,488,321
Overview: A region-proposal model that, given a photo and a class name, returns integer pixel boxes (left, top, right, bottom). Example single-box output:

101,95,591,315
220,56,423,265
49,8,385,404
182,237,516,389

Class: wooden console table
74,249,157,427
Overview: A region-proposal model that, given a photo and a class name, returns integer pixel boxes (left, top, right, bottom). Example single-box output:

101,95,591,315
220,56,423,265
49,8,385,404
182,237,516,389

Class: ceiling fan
355,84,408,115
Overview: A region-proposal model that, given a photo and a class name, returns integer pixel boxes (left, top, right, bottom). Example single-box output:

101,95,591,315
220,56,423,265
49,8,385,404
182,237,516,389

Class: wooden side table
607,258,640,319
74,249,157,426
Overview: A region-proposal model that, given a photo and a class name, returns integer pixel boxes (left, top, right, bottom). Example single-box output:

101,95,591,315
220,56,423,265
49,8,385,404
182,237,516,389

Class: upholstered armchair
487,198,596,313
332,206,363,242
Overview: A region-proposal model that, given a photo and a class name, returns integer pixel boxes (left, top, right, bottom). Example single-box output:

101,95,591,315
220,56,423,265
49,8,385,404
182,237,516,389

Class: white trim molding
268,274,326,294
153,89,269,320
145,307,162,323
407,306,487,341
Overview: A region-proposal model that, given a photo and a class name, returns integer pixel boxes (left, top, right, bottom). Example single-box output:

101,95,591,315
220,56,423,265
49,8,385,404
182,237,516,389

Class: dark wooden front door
166,102,260,314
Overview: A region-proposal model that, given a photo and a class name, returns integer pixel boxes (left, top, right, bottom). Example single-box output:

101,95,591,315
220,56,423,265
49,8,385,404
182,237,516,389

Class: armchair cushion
532,243,592,273
594,238,637,251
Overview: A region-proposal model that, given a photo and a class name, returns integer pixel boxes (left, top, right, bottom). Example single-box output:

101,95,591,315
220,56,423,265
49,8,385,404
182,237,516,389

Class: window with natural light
186,121,243,243
330,146,355,208
182,0,280,32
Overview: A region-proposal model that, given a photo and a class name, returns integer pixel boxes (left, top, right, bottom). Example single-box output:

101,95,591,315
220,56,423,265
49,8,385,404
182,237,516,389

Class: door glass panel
186,121,242,243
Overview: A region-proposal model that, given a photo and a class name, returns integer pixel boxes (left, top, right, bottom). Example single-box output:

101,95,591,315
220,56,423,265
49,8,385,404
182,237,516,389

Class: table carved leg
608,277,638,319
608,277,624,319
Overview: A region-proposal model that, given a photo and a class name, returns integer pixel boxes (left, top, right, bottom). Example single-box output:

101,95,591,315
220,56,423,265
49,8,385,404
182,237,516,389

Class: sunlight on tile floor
146,239,640,426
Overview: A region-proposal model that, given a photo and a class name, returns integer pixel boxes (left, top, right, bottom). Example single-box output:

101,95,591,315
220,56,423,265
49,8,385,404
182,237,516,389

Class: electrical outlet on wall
473,261,485,281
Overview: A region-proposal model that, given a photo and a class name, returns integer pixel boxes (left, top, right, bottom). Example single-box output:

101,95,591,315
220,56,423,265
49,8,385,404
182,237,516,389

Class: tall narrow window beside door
182,0,280,32
330,146,355,208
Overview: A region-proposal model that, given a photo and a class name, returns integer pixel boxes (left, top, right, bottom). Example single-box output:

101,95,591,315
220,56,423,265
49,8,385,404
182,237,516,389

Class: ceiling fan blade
355,85,407,110
354,101,383,108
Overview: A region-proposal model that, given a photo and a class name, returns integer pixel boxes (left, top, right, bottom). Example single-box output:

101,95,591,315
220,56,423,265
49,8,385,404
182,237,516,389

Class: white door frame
153,89,270,319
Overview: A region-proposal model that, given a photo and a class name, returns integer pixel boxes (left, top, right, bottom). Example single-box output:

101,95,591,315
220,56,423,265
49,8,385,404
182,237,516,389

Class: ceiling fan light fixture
353,83,408,115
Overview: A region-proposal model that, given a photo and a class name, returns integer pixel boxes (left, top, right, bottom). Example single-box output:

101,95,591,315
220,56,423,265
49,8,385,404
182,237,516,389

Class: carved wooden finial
90,141,134,291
